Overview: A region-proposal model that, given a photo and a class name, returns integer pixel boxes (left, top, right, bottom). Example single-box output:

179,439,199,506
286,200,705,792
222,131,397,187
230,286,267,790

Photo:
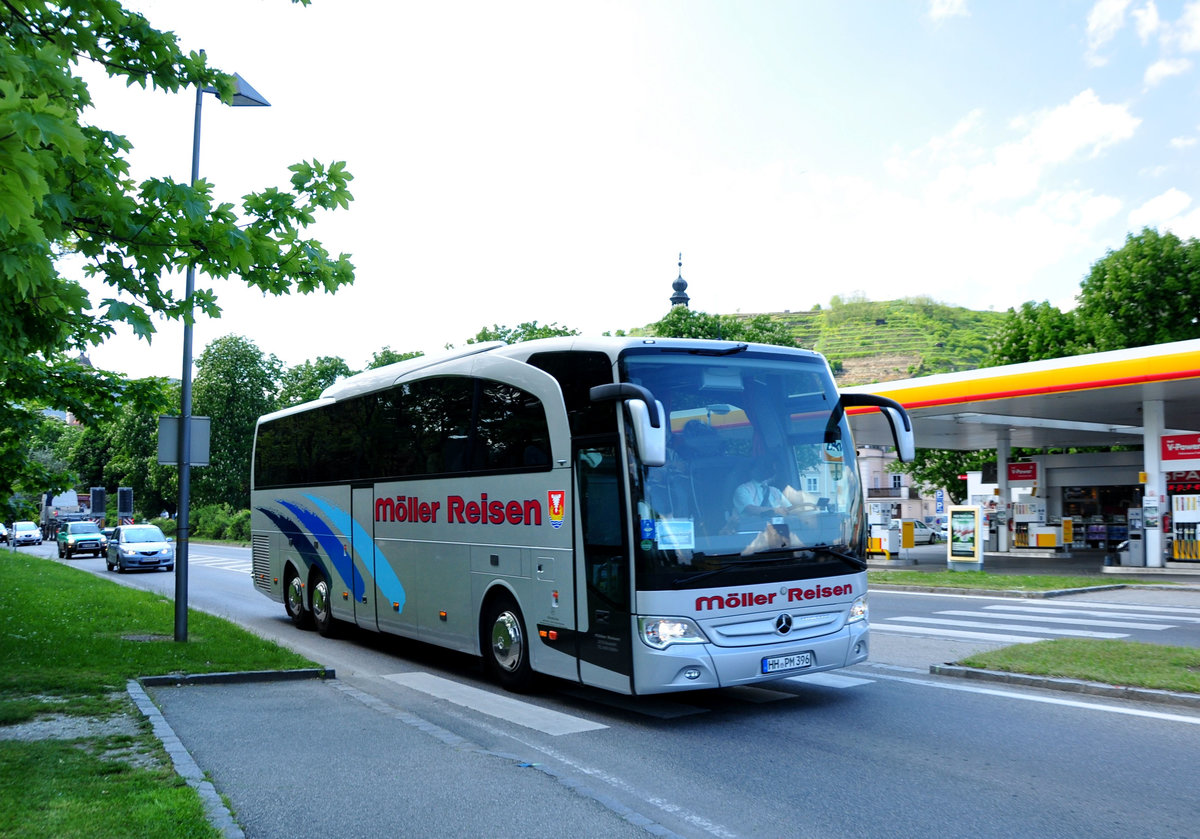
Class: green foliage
988,300,1084,364
648,307,797,347
988,228,1200,364
0,0,354,508
1076,227,1200,351
190,503,234,540
897,448,993,505
190,336,281,509
465,321,580,345
277,355,356,407
367,346,425,369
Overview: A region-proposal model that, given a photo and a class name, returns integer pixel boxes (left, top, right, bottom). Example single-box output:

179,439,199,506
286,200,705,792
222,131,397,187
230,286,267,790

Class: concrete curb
929,664,1200,710
139,668,334,687
127,670,333,839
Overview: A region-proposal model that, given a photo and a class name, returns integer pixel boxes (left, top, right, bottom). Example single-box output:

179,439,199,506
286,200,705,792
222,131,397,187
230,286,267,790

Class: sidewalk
135,673,664,839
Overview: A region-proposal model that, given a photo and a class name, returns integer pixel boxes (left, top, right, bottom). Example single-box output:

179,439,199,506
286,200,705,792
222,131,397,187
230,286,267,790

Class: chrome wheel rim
286,576,305,617
490,610,524,673
312,578,330,625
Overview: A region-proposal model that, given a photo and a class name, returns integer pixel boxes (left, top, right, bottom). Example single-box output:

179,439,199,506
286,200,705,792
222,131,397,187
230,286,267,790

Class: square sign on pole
158,416,211,466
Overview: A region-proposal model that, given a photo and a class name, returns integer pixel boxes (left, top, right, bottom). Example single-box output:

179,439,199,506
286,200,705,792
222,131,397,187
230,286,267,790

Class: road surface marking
383,672,607,735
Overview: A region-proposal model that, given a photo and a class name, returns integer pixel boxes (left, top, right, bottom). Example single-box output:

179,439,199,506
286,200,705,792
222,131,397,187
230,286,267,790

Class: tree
1075,227,1200,352
0,1,354,507
988,301,1084,365
368,347,424,369
988,227,1200,365
277,356,355,407
465,321,580,345
895,448,992,505
191,336,281,509
648,307,797,348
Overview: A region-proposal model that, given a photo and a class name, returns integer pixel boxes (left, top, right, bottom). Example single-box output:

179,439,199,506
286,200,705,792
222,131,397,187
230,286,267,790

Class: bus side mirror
589,383,668,468
628,398,667,467
826,393,915,463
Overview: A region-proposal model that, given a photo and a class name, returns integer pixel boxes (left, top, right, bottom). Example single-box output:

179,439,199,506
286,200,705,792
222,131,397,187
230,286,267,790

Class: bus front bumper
633,620,869,695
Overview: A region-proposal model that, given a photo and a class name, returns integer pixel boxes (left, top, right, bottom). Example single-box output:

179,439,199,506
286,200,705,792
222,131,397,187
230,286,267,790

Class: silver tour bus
250,337,913,694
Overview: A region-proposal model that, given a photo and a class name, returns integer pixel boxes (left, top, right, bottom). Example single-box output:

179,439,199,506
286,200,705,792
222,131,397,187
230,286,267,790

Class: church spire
670,252,690,307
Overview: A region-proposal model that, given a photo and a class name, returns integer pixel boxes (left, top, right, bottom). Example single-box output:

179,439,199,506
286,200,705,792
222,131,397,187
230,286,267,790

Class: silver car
12,521,42,546
106,524,175,572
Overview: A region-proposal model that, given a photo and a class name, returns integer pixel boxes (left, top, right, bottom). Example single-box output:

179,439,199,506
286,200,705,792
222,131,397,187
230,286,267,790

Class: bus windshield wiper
673,552,795,586
804,545,868,572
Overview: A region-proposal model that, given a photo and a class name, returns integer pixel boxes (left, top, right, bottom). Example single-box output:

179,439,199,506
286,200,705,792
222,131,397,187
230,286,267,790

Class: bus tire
311,569,337,638
285,569,313,630
482,594,534,692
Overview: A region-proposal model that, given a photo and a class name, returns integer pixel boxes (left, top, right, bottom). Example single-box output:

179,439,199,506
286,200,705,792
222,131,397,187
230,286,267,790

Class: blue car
106,524,174,572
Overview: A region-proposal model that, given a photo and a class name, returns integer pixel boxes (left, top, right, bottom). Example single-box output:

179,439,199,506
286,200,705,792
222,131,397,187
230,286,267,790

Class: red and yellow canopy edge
846,351,1200,412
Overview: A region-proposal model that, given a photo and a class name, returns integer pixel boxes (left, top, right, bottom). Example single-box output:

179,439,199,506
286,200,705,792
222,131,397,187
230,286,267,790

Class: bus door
574,442,633,693
350,485,376,631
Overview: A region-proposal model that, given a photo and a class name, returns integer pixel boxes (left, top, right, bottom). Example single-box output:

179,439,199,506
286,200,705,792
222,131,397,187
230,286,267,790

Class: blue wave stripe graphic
304,494,406,613
256,507,324,571
277,500,362,601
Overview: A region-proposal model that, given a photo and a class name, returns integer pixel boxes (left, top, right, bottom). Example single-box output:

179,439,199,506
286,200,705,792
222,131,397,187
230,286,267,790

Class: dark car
57,521,107,558
106,524,174,573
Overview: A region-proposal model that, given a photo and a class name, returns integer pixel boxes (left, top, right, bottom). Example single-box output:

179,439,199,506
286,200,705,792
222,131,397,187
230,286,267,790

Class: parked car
0,522,8,545
106,524,174,573
56,521,107,559
12,521,42,546
889,518,942,545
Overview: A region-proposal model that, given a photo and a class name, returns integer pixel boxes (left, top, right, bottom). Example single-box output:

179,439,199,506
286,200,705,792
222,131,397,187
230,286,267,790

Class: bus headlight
847,594,868,623
638,617,708,649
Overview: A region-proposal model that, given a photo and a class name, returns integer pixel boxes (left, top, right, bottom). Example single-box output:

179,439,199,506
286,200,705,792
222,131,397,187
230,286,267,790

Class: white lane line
938,610,1169,630
383,672,607,735
868,670,1200,726
889,616,1127,639
872,622,1044,644
984,603,1200,623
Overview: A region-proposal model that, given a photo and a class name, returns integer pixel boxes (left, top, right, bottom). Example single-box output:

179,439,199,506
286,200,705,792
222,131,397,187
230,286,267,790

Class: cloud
929,0,968,20
1144,56,1193,85
1170,135,1199,148
1176,0,1200,51
1086,0,1132,65
1133,1,1162,42
1129,188,1200,237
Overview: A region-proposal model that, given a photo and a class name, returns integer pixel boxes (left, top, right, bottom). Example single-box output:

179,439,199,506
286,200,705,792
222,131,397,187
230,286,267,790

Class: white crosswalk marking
938,609,1169,630
887,616,1126,639
187,555,251,573
874,597,1186,644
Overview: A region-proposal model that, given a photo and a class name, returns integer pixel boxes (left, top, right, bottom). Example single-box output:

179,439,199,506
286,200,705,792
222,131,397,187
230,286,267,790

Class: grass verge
868,569,1151,591
0,550,321,838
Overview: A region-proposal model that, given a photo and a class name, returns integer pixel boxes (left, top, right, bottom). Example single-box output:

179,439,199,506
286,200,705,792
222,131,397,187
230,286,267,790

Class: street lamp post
175,64,269,642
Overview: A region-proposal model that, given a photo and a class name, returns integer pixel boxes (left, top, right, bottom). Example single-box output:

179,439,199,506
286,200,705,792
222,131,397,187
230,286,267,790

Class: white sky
76,0,1200,379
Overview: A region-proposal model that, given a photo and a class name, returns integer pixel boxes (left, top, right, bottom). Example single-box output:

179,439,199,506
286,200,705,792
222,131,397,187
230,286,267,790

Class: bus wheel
284,570,313,630
311,570,337,638
483,595,533,692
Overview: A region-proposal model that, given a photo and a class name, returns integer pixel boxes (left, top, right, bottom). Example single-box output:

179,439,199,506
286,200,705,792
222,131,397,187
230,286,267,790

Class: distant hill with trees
727,295,1006,385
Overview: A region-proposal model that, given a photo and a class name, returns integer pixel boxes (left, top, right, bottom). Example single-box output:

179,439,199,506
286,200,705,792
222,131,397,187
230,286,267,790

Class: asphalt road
18,541,1200,838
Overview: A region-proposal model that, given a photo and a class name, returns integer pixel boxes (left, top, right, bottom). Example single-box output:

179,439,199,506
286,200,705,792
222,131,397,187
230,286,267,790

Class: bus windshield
622,349,866,591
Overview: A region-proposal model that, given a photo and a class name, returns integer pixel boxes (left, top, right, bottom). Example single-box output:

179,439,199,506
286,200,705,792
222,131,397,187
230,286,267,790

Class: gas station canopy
842,338,1200,452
